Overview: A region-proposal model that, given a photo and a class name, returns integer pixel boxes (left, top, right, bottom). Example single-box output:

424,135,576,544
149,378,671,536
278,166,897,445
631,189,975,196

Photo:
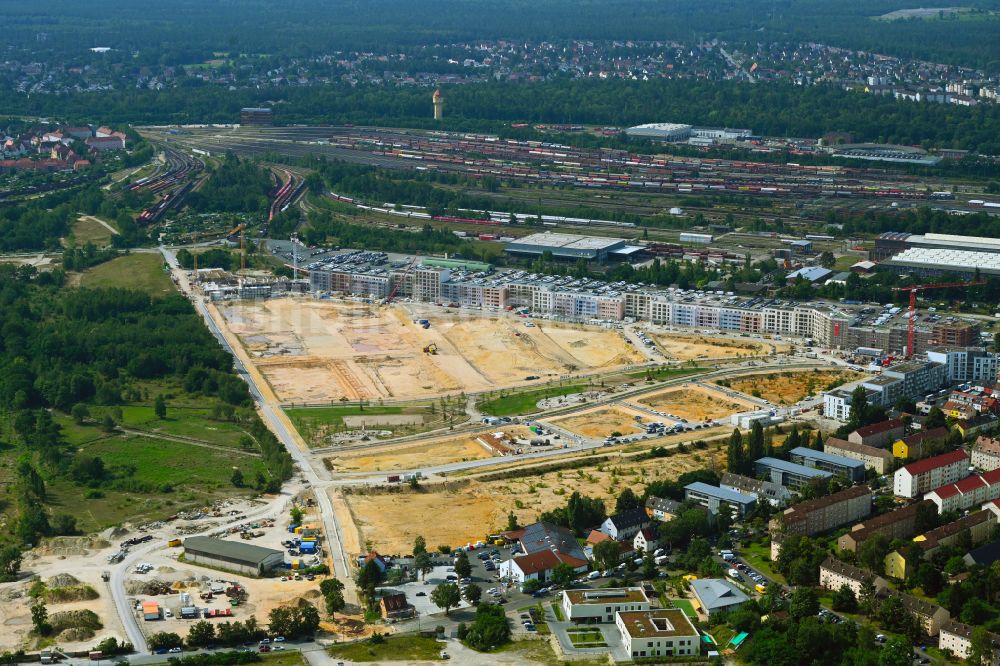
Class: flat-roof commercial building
684,482,756,516
788,446,867,482
884,247,1000,280
616,609,700,660
624,123,693,141
771,484,872,538
837,500,936,553
183,537,284,576
240,107,273,126
754,457,833,491
561,588,650,624
824,438,895,475
504,232,634,263
720,472,792,507
894,449,969,498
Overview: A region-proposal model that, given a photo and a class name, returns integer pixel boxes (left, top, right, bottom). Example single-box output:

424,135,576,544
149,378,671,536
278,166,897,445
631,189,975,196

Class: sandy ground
218,299,644,403
337,443,726,555
637,384,757,421
547,405,651,439
327,433,495,473
0,496,272,653
649,332,784,360
719,369,863,405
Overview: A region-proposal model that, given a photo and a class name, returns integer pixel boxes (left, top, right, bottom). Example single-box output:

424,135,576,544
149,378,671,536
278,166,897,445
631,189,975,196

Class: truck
387,474,400,483
167,538,182,547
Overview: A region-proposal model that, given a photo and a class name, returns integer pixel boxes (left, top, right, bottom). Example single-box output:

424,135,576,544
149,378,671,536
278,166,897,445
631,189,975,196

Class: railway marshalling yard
214,295,851,559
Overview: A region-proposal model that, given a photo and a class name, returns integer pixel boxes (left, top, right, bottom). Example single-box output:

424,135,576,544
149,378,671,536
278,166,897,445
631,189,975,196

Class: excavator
423,343,438,355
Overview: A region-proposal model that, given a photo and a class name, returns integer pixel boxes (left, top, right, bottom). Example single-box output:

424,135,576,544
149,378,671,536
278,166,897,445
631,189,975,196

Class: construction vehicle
423,343,438,354
892,280,985,358
101,571,110,582
383,257,418,305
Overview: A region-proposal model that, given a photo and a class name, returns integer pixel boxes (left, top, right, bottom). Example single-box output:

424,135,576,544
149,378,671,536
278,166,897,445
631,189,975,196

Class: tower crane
383,257,418,305
891,279,985,358
227,223,247,272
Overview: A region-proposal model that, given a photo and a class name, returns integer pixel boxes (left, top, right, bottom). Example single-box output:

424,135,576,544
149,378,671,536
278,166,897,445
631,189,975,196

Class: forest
0,268,294,549
7,0,999,68
185,154,274,215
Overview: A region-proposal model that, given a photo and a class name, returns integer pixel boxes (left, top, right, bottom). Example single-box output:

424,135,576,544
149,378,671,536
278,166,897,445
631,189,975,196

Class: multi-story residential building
616,609,700,660
644,496,682,522
849,419,905,448
972,436,1000,472
561,588,650,624
788,446,867,482
819,557,888,596
894,449,969,498
884,591,951,637
940,621,1000,664
884,510,996,578
926,346,1000,383
924,467,1000,513
754,457,833,491
838,500,936,552
824,437,895,475
720,472,792,507
892,427,951,460
770,484,872,539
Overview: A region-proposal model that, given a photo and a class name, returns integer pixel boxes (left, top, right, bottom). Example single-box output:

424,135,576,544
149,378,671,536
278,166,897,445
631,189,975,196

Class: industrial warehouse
182,536,284,576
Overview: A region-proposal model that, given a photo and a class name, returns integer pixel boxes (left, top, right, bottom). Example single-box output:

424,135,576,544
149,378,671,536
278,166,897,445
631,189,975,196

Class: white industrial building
616,609,700,660
624,123,693,141
884,247,1000,279
561,588,650,624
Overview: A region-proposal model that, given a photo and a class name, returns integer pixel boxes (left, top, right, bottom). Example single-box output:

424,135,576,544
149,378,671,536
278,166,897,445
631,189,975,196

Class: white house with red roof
925,469,1000,513
894,449,969,499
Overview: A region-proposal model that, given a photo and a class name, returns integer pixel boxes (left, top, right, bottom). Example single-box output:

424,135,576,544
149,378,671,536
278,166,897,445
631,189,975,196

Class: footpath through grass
328,635,443,662
284,402,452,447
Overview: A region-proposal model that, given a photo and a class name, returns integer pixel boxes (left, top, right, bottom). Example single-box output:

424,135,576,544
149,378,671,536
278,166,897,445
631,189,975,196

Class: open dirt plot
337,442,726,555
717,369,864,405
649,332,785,360
637,384,757,421
327,433,495,473
218,299,644,403
546,405,652,440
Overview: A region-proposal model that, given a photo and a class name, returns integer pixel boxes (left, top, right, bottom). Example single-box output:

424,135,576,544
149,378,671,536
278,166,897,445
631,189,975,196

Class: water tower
432,89,443,121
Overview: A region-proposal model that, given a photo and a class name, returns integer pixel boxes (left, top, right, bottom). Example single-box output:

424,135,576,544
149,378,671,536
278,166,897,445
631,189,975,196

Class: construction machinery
383,257,418,305
423,343,438,354
228,223,247,271
891,280,985,358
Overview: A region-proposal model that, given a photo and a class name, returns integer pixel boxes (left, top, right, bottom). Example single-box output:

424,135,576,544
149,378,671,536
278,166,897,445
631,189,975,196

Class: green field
566,628,607,647
328,635,444,662
285,403,449,447
113,404,252,448
668,598,698,619
79,252,176,297
70,216,116,246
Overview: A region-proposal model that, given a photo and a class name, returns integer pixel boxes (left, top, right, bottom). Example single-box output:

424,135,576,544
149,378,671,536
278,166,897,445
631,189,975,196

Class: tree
789,587,819,620
30,603,51,636
148,632,183,650
506,511,519,532
727,429,747,474
431,582,462,615
71,403,90,424
463,583,482,605
413,535,427,556
819,251,836,269
186,620,216,648
592,539,621,571
320,578,346,619
154,393,167,419
454,551,472,579
831,584,857,613
859,576,878,617
878,637,914,666
0,545,22,581
748,420,765,461
969,626,996,666
615,487,641,514
230,468,244,487
858,534,891,573
551,563,576,587
464,602,511,651
355,559,383,608
414,551,434,581
925,407,946,429
290,505,304,524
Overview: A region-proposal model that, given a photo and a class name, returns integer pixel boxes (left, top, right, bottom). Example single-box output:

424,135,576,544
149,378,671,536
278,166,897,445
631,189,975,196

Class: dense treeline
7,0,999,67
11,79,1000,153
186,154,273,215
0,268,294,548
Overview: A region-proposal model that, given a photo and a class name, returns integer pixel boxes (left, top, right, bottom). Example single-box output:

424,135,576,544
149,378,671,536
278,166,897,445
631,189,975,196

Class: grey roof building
511,521,587,562
684,482,756,516
689,579,750,617
183,537,284,576
754,457,833,491
504,232,635,262
721,472,793,507
788,446,867,482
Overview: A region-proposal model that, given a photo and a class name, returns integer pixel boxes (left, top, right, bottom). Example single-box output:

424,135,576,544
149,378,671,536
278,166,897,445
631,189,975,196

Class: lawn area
667,598,698,619
71,215,116,245
566,628,607,647
328,635,443,662
625,365,709,382
477,383,590,416
114,404,251,447
550,600,565,621
285,403,448,447
79,252,176,297
709,625,736,647
740,541,787,585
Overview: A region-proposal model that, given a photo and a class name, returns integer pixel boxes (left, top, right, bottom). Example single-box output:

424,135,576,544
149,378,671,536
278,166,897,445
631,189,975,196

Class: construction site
216,298,645,403
716,368,864,405
636,384,758,421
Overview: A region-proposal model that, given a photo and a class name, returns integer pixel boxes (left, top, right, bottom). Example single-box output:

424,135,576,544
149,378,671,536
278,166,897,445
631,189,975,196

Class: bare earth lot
718,369,864,405
337,443,726,555
326,432,496,473
218,299,643,403
649,332,784,361
637,384,756,421
547,405,651,439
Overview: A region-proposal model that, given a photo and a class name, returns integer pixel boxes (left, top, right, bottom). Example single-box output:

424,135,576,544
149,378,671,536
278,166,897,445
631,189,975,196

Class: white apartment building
926,347,1000,383
939,620,1000,664
616,609,699,660
894,449,969,498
